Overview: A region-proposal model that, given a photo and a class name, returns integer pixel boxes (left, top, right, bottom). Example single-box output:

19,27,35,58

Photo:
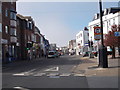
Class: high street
2,55,89,89
2,55,119,89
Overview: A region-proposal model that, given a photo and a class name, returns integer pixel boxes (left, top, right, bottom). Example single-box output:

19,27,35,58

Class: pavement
72,55,120,88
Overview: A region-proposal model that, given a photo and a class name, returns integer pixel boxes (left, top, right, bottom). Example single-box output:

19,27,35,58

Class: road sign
114,32,120,36
94,26,101,40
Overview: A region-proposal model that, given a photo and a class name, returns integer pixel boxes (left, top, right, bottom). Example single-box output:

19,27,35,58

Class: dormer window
104,9,108,15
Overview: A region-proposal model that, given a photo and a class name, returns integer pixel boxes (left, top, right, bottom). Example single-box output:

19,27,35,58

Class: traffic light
26,43,32,50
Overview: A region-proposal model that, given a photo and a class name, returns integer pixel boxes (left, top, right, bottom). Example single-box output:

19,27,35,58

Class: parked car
47,51,58,58
83,52,89,57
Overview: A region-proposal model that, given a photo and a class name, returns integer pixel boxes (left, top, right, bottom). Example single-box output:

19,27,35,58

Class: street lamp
98,0,108,68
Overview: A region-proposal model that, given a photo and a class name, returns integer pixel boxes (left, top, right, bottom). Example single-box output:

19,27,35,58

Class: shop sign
114,32,120,37
1,39,8,44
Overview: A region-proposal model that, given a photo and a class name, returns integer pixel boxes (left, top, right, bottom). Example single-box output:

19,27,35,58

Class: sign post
114,32,120,37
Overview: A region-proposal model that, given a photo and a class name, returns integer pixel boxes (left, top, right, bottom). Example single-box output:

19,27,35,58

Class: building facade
76,30,89,55
0,1,2,61
17,14,36,60
88,7,120,51
2,1,17,63
68,39,76,55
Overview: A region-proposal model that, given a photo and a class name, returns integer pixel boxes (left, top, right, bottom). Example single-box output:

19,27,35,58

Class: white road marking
13,86,30,90
74,74,85,76
86,74,96,77
13,69,36,76
33,73,46,76
59,73,71,76
45,67,59,71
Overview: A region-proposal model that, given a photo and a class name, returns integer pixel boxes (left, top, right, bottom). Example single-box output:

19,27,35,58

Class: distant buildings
76,28,89,55
68,39,76,55
49,43,57,51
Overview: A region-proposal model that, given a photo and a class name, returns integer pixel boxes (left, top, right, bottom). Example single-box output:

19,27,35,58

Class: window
87,33,89,36
10,28,16,36
10,20,16,27
29,21,32,29
27,22,29,28
81,33,82,37
109,20,111,25
29,22,32,30
27,21,32,30
10,12,16,20
0,4,1,13
5,26,9,34
5,9,8,17
81,40,82,44
28,35,30,40
113,18,115,25
0,23,2,32
11,0,13,4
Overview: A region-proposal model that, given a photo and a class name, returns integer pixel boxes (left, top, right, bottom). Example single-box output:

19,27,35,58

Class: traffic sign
94,26,101,40
114,32,120,36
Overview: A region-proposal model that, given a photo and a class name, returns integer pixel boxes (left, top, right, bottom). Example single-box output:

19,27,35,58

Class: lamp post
98,0,108,68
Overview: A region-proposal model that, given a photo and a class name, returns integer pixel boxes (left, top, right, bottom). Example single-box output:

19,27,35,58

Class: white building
76,29,89,55
68,39,76,54
88,7,120,44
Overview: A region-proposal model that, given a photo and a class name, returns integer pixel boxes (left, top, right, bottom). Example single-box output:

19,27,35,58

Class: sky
16,1,119,47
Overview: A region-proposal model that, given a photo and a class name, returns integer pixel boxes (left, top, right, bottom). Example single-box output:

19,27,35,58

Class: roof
16,14,33,21
92,7,120,21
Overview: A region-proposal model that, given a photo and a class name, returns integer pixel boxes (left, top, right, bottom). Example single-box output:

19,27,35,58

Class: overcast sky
16,1,119,47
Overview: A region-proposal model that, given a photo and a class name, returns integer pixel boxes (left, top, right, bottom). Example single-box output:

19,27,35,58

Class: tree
104,24,120,58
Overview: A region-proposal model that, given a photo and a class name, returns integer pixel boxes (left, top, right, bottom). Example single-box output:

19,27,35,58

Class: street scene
0,0,120,90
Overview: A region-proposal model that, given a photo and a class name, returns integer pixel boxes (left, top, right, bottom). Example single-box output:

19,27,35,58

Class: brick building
0,1,2,61
34,26,41,58
2,1,17,63
17,14,36,60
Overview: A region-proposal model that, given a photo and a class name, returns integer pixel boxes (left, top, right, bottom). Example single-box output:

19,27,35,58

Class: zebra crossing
13,72,85,77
